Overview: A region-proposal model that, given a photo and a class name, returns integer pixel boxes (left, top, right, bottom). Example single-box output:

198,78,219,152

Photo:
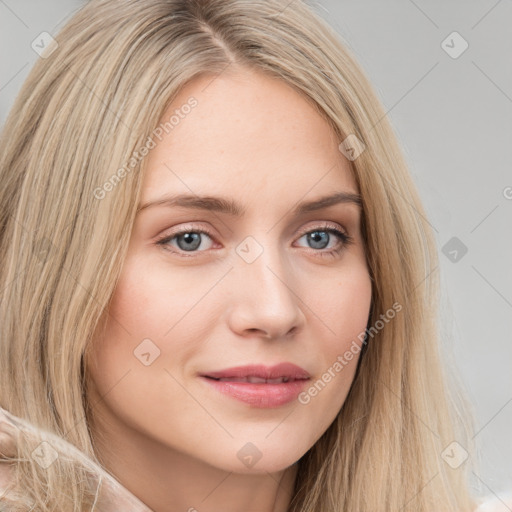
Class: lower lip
200,377,309,408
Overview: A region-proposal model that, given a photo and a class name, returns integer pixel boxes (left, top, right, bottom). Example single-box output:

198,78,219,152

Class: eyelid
155,221,347,242
159,223,215,238
154,223,217,250
155,220,352,257
295,220,347,237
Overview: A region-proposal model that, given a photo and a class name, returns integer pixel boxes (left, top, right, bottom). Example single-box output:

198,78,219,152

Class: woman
0,0,482,510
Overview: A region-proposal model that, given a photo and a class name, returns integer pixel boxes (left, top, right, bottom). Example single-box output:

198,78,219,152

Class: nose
226,243,306,340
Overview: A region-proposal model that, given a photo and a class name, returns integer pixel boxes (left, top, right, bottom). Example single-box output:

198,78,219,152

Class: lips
200,363,310,382
199,363,311,408
211,376,293,383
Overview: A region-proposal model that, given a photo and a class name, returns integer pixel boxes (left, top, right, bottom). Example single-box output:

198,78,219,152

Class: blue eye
295,227,353,259
157,229,214,255
155,224,353,259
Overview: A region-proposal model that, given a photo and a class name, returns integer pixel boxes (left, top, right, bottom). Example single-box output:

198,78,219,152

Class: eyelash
155,222,354,260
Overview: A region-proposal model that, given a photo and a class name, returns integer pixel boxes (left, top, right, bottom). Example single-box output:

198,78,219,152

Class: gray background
1,0,510,503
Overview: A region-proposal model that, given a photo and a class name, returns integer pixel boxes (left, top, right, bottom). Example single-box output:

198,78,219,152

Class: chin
206,441,307,475
221,455,301,475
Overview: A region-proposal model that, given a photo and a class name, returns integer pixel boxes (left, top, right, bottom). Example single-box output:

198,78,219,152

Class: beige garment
0,406,152,511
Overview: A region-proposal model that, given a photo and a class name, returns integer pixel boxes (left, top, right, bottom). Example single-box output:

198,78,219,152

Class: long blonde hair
0,0,475,510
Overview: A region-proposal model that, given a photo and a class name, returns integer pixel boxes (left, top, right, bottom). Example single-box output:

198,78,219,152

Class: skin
85,67,372,512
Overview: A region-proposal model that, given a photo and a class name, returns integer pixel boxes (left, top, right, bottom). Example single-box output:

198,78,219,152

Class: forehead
140,69,358,208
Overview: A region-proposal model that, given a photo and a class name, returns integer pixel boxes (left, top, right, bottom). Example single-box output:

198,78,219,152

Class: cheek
106,257,167,337
88,254,221,386
105,252,212,340
300,262,372,412
319,261,372,343
84,261,206,435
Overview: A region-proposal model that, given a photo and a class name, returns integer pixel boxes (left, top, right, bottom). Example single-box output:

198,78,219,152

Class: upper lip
200,363,310,381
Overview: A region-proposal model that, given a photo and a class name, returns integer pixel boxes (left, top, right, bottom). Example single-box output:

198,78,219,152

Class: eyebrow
136,191,362,216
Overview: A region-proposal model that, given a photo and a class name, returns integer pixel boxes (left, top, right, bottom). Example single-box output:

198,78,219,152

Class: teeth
215,376,292,383
247,376,267,383
266,377,289,384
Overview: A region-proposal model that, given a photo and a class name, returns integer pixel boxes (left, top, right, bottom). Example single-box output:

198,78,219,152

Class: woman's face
86,68,372,475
